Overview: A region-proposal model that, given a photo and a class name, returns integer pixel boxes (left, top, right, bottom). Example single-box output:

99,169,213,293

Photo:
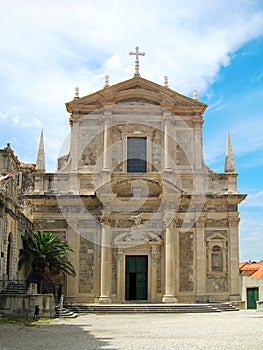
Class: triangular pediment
66,76,207,115
206,233,227,241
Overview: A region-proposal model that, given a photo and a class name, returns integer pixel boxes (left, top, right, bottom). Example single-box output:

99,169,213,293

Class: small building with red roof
239,261,263,309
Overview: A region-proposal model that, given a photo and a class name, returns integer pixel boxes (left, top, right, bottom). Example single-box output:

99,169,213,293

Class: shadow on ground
0,321,116,350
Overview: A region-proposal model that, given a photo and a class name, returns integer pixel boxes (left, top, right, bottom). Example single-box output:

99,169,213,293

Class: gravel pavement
0,310,262,350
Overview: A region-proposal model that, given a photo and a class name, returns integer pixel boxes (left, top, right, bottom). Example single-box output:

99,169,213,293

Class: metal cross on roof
129,46,145,76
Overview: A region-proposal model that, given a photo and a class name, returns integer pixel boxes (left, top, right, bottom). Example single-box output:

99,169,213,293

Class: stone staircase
1,281,27,294
55,305,78,318
65,303,239,315
209,302,239,312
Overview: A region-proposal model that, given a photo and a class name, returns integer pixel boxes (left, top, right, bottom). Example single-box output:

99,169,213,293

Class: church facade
1,62,246,303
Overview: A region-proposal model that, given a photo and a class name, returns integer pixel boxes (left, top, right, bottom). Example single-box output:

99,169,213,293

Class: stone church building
1,57,246,304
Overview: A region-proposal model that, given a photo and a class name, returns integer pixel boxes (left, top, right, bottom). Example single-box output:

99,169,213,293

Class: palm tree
18,229,76,293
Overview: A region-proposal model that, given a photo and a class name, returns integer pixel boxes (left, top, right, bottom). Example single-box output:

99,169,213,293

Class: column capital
103,109,112,118
228,217,240,226
100,210,112,226
163,210,175,227
195,216,206,228
151,245,160,261
192,115,204,126
115,249,124,263
163,111,172,121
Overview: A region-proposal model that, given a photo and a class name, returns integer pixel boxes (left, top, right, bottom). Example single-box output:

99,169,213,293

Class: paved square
0,311,262,349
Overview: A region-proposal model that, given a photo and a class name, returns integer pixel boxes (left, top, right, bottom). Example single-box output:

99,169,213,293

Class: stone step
1,282,27,294
65,303,230,315
209,303,239,312
55,306,78,318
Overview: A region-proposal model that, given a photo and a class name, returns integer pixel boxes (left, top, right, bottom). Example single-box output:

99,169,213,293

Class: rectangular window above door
127,137,147,173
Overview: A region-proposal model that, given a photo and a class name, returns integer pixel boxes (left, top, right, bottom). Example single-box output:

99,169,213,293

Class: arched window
211,245,223,272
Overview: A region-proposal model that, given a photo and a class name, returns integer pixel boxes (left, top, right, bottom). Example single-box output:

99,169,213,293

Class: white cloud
242,191,263,207
1,0,263,99
22,119,42,128
0,0,263,172
0,111,8,120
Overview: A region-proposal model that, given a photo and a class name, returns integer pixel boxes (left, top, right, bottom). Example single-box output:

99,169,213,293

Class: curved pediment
96,174,183,199
66,76,207,115
114,227,162,246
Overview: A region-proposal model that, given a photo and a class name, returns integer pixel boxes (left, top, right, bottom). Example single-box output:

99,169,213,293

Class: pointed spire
36,129,46,172
224,131,236,173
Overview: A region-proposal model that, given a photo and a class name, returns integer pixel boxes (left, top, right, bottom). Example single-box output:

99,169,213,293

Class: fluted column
103,110,112,170
99,210,112,303
162,211,177,303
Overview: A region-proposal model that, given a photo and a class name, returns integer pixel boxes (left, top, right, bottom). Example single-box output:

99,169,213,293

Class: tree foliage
18,229,76,291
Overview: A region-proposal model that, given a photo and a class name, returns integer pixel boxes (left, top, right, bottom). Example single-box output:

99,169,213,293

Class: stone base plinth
98,296,112,304
162,295,178,304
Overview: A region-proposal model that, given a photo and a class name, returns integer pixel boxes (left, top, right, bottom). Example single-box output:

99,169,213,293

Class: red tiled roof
241,270,255,277
240,261,263,278
251,268,263,278
239,262,248,269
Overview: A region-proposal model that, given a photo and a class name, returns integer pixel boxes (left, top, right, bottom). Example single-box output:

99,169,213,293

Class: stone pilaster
195,216,206,300
193,115,203,170
163,112,172,171
99,210,112,303
102,110,112,171
70,118,80,171
150,245,159,302
116,249,125,302
162,211,177,303
65,222,79,304
228,216,241,301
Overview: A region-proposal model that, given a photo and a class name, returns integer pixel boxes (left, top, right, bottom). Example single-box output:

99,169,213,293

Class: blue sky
0,0,262,261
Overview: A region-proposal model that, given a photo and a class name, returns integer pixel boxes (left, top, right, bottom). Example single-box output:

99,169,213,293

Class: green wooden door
125,256,148,300
247,287,259,309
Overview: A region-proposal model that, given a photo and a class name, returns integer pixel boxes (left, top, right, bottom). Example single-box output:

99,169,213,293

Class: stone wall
0,294,55,318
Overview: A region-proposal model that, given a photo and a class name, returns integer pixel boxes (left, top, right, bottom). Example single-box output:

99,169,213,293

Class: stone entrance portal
125,256,148,301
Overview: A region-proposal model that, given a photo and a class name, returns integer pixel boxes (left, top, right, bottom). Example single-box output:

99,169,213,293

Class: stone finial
164,76,169,88
224,131,236,173
129,46,145,76
74,87,79,99
104,75,110,88
36,129,46,172
193,89,198,100
4,142,11,150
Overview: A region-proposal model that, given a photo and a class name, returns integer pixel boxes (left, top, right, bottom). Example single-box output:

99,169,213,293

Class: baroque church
0,49,246,303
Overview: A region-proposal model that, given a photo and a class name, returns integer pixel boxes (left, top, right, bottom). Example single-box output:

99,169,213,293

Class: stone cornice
65,76,207,116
